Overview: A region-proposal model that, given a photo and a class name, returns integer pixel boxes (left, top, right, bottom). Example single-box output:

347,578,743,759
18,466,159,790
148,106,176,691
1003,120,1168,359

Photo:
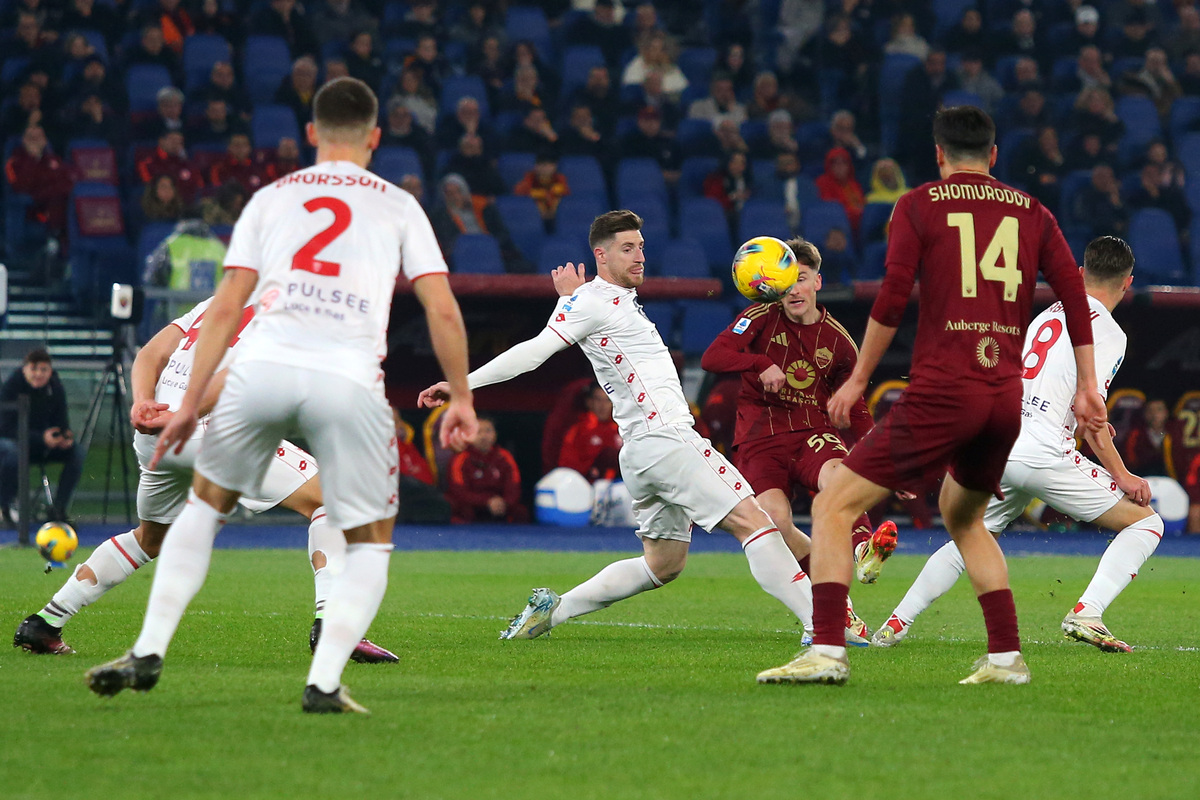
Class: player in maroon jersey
1166,393,1200,533
757,106,1108,686
702,237,899,643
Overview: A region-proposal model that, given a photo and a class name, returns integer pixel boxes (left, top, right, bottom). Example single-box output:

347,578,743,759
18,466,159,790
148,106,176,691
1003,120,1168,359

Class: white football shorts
133,429,316,523
619,424,754,542
983,452,1125,533
196,362,398,530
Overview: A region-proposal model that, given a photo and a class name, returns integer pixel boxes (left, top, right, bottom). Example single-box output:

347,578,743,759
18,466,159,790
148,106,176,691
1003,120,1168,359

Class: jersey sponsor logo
770,332,789,347
976,336,1000,369
814,346,834,370
785,358,816,391
733,317,751,334
283,281,371,320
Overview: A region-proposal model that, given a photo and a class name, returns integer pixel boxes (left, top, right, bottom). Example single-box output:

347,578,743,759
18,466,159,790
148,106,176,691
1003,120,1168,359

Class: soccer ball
732,236,800,302
36,521,78,563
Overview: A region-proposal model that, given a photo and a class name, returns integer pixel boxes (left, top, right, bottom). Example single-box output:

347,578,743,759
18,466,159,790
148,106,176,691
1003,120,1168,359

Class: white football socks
551,556,661,627
892,540,967,626
1078,513,1164,616
741,527,814,629
306,507,344,619
40,530,149,627
132,491,227,658
306,542,392,693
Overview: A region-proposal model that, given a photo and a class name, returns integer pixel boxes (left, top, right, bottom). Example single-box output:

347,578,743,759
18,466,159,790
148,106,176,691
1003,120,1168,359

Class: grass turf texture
1,547,1197,800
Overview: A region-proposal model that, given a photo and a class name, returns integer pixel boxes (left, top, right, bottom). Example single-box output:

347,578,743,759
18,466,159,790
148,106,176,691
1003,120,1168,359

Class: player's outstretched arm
828,318,896,428
150,268,258,468
413,273,477,450
129,322,182,434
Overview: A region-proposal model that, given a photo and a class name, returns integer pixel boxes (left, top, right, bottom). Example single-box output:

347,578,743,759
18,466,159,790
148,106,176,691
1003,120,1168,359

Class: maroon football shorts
733,427,849,497
841,386,1022,497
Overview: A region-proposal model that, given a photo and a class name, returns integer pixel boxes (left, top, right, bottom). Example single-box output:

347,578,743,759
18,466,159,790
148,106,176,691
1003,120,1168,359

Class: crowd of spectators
5,0,1200,287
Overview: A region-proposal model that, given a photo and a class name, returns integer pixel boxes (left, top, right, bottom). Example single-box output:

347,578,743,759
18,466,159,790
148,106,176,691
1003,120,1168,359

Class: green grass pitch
1,547,1197,800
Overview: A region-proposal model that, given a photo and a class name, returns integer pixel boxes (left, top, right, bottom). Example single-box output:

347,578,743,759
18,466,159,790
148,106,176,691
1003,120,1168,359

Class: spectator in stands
940,7,987,59
703,150,752,236
390,65,438,134
249,0,318,59
381,98,434,177
827,109,872,172
1127,161,1190,232
558,383,623,482
309,0,377,48
514,152,570,223
60,32,100,80
745,71,786,120
0,348,87,524
1073,163,1128,238
625,69,683,131
1065,5,1103,56
404,34,451,95
816,146,865,234
344,30,385,91
622,30,689,101
66,55,127,116
1111,3,1157,59
794,14,874,111
63,92,121,146
687,71,747,130
897,49,958,184
60,0,122,48
1122,47,1181,119
275,55,318,130
864,157,909,206
199,179,246,226
510,39,561,107
630,2,664,42
1055,45,1113,95
883,13,930,61
208,132,268,192
1013,126,1066,213
443,133,505,197
1181,51,1200,96
1125,399,1170,476
136,129,203,204
1065,131,1107,171
2,82,47,140
9,11,61,77
430,173,532,273
567,0,630,69
138,85,185,139
471,34,508,107
749,108,799,160
140,0,194,55
1143,140,1185,190
819,227,855,286
713,116,749,158
620,105,683,184
202,61,250,119
400,173,425,206
325,56,351,80
437,96,492,154
143,218,226,303
187,97,247,146
1006,87,1050,130
448,2,502,50
191,0,242,45
571,65,621,139
505,107,560,155
1167,6,1200,64
558,102,607,162
141,174,185,222
125,24,183,86
775,0,824,72
776,151,804,230
391,0,440,42
993,9,1047,73
956,49,1003,113
4,126,73,248
500,63,550,115
1011,56,1044,92
446,417,527,524
265,136,301,179
719,41,756,98
1070,86,1125,157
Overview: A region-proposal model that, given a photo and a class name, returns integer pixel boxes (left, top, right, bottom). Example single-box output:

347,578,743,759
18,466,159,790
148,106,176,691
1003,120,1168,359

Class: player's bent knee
137,522,169,558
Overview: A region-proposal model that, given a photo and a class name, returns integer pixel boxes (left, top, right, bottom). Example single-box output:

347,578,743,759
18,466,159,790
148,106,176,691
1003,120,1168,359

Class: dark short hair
1083,235,1134,284
312,77,378,140
589,209,643,250
24,347,51,366
933,105,996,162
785,237,822,272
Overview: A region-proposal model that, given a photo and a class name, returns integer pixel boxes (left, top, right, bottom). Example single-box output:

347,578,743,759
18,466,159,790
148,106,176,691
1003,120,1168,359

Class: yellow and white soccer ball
36,521,78,564
732,236,800,302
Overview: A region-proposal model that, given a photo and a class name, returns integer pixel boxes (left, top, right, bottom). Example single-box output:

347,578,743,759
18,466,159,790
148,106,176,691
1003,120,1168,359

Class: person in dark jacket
446,417,528,523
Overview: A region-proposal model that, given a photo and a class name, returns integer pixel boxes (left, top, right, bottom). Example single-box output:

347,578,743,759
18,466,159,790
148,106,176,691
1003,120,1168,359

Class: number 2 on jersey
1021,318,1063,379
947,213,1022,301
292,197,351,276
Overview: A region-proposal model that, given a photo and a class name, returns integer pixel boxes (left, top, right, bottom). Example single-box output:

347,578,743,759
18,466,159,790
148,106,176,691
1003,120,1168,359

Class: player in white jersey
13,298,397,663
419,210,817,640
86,78,477,714
873,237,1163,652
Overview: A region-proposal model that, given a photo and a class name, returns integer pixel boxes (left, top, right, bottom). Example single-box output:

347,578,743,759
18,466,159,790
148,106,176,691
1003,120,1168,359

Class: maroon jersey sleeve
1036,205,1093,349
701,305,776,375
871,191,921,329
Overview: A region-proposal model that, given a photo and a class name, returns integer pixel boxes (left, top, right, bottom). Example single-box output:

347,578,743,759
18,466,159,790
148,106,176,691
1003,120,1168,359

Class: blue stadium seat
538,235,588,273
1179,132,1200,178
679,197,733,270
801,202,852,251
859,202,894,245
372,146,424,183
678,299,735,355
183,34,232,91
451,234,505,274
250,104,301,150
933,0,976,37
680,156,719,199
621,194,669,235
677,118,720,157
493,195,544,262
68,182,134,302
497,152,536,191
439,74,490,118
561,45,606,100
640,301,678,346
658,238,712,279
1116,95,1162,164
942,90,984,109
678,47,718,89
242,35,292,106
2,57,31,88
996,129,1034,186
1170,97,1200,145
125,64,173,113
1128,208,1186,282
739,198,792,242
505,6,553,61
555,194,606,242
878,53,921,155
859,241,888,279
559,155,607,200
1058,170,1095,227
616,158,668,205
